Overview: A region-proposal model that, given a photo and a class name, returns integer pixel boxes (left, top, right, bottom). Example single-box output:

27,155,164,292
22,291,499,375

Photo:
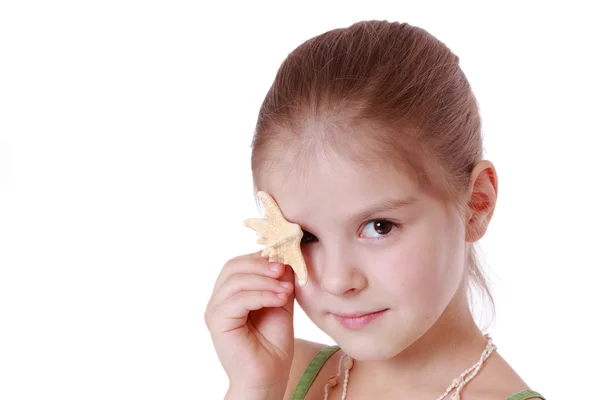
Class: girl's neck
349,288,489,395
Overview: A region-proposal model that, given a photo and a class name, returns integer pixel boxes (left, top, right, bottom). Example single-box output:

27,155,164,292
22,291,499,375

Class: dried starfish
243,191,308,286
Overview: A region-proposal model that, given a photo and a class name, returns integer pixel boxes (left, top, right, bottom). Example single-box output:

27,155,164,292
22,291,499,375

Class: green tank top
291,345,545,400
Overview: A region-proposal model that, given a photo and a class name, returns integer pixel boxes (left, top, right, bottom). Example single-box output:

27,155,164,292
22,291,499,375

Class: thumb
280,265,296,317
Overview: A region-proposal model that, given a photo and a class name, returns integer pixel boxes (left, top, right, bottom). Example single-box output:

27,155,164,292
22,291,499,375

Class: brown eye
301,230,317,243
373,220,393,235
361,219,397,238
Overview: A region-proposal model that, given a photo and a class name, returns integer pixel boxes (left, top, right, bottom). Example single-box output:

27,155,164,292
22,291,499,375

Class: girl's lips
332,309,388,330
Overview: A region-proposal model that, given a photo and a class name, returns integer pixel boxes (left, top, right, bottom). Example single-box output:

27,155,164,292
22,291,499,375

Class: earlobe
465,160,498,242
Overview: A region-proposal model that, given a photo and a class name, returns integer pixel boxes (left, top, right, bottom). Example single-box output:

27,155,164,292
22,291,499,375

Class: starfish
243,191,308,286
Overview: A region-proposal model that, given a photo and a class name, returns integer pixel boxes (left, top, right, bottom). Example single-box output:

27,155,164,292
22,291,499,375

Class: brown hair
250,20,494,323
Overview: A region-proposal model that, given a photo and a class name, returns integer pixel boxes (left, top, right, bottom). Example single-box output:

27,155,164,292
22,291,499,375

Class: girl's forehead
256,122,423,188
257,151,420,221
262,141,417,186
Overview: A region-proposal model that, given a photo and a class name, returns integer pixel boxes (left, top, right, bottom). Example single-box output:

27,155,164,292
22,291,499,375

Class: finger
212,251,284,295
279,265,296,318
208,290,289,334
211,272,293,307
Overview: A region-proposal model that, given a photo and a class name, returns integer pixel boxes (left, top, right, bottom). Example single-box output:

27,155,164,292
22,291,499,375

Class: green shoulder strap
291,345,341,400
505,389,545,400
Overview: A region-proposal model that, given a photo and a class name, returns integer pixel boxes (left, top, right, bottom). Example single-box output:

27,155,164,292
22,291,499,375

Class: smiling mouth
331,309,389,330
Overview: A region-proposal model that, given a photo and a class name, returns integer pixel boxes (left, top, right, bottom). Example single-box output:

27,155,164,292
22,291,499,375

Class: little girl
205,20,545,400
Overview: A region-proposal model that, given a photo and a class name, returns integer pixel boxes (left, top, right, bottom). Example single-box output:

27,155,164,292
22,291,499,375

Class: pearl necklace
323,335,496,400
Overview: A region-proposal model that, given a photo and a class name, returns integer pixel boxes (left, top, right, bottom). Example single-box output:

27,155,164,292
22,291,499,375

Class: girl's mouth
331,309,389,330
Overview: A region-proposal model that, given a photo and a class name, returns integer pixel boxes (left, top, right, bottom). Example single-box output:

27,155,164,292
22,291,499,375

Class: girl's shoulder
283,338,342,400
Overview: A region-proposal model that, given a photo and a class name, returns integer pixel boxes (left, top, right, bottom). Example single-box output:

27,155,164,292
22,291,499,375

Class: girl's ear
465,160,498,242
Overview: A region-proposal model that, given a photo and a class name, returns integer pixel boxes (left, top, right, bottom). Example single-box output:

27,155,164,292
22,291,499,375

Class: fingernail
269,264,281,271
280,281,292,288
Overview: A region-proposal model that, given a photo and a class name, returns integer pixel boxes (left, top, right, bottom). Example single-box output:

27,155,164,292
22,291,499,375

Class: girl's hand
204,251,296,398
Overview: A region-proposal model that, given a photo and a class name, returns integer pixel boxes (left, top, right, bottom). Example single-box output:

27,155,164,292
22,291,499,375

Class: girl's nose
316,246,367,296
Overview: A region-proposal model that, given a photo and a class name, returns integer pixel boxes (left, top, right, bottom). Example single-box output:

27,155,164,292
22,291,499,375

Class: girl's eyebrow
351,196,417,222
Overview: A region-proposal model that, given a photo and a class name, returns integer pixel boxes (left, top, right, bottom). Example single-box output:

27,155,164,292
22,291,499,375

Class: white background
1,1,598,399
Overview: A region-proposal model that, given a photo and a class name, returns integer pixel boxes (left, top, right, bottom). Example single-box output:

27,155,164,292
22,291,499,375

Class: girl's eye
301,230,317,244
361,219,397,238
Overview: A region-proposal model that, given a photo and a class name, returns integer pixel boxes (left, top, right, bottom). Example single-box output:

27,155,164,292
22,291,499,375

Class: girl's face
258,147,469,361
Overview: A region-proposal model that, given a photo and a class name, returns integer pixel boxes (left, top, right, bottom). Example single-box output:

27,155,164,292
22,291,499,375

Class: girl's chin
330,333,414,361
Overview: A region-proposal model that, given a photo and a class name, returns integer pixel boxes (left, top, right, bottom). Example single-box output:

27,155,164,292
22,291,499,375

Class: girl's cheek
294,281,317,308
374,246,440,297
